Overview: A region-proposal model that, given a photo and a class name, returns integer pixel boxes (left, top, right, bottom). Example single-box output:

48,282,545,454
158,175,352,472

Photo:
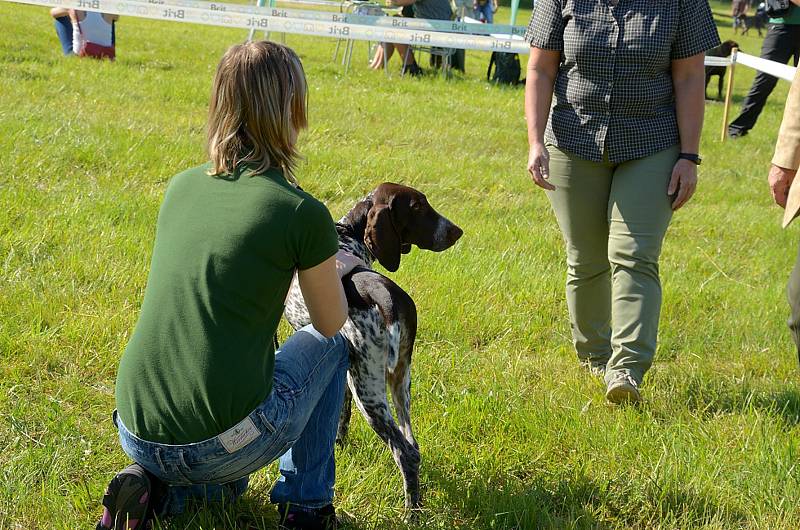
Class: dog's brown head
364,183,463,272
717,40,740,57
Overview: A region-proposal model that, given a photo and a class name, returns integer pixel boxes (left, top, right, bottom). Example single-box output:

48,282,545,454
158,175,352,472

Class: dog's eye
411,201,422,210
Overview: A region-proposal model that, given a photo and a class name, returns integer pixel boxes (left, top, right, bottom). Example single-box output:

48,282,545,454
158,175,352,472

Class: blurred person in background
727,0,800,138
369,0,452,75
767,67,800,362
473,0,498,23
50,8,117,59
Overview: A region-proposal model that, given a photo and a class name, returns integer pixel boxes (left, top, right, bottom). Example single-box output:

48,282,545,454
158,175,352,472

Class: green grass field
2,1,800,528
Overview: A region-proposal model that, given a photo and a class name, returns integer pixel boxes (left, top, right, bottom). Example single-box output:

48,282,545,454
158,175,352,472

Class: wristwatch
678,153,702,165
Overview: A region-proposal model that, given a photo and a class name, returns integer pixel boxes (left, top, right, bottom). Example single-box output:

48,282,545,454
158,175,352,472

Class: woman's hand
335,250,367,278
667,158,697,211
527,142,555,191
768,164,796,208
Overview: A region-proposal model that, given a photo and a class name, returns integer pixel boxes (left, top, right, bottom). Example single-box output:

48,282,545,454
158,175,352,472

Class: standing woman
524,0,719,403
98,41,362,530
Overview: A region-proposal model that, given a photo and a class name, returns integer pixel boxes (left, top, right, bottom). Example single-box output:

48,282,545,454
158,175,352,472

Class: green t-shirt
115,163,338,444
770,4,800,24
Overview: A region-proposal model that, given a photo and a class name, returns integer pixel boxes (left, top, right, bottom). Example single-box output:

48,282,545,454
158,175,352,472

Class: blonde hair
206,40,308,182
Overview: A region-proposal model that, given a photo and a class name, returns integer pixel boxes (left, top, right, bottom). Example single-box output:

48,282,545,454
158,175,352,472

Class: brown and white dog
284,183,463,510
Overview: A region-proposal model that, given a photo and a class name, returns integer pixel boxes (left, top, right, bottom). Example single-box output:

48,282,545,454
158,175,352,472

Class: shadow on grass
681,377,800,427
151,492,372,530
704,93,749,107
423,458,747,529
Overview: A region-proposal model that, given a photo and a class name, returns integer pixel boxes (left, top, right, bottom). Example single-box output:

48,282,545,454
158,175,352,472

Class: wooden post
720,48,738,142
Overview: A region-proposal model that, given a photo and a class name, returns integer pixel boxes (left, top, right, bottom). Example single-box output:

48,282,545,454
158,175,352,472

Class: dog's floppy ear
365,204,402,272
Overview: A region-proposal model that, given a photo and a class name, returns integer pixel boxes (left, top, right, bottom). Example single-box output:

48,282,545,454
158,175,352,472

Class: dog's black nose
448,224,464,243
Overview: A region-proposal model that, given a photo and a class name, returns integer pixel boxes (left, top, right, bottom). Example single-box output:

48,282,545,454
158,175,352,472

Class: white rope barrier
7,0,528,52
704,56,731,67
9,0,800,71
5,0,800,84
5,0,799,144
151,0,528,36
715,49,796,141
736,51,796,82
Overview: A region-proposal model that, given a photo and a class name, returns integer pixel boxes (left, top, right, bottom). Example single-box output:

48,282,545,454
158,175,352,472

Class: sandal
96,464,153,530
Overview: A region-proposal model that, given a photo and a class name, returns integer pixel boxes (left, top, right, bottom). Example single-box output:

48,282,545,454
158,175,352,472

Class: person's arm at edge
296,251,365,338
297,255,348,338
525,47,559,191
770,67,800,207
669,52,705,210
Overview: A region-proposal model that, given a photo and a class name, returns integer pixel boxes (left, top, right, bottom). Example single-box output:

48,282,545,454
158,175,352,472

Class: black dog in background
738,3,769,36
705,40,740,100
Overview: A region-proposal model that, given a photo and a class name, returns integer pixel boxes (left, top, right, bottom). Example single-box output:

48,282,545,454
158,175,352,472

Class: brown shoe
277,503,337,530
605,372,641,404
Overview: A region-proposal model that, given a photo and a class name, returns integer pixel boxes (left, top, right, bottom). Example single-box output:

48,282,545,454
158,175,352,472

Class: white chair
333,1,387,73
402,45,456,78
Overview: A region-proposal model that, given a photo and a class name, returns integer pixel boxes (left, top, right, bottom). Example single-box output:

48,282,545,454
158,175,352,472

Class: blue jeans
473,3,493,23
54,16,73,55
115,325,349,515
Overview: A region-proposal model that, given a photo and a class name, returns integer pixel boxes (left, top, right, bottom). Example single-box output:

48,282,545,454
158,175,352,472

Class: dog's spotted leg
336,379,353,446
387,327,418,451
389,366,417,451
348,338,421,510
352,388,421,510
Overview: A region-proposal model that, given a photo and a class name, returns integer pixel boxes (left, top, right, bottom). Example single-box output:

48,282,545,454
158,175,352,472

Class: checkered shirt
524,0,720,163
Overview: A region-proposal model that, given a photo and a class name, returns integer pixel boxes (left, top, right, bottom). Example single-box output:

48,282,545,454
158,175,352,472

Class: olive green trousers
545,144,679,385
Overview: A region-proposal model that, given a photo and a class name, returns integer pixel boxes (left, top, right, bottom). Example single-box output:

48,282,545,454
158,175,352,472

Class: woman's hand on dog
769,164,797,209
528,141,555,191
336,250,367,278
668,158,697,211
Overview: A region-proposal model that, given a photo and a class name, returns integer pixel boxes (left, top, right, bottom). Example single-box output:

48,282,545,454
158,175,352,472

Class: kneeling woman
50,8,117,59
98,41,363,530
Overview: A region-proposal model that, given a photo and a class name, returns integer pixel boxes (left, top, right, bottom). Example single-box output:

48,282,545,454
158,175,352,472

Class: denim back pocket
195,393,293,484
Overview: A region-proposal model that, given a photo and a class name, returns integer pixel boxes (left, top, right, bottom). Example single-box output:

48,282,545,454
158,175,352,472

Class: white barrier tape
6,0,528,52
141,0,527,36
269,0,348,8
271,0,348,8
8,0,800,74
736,51,796,82
704,56,731,67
